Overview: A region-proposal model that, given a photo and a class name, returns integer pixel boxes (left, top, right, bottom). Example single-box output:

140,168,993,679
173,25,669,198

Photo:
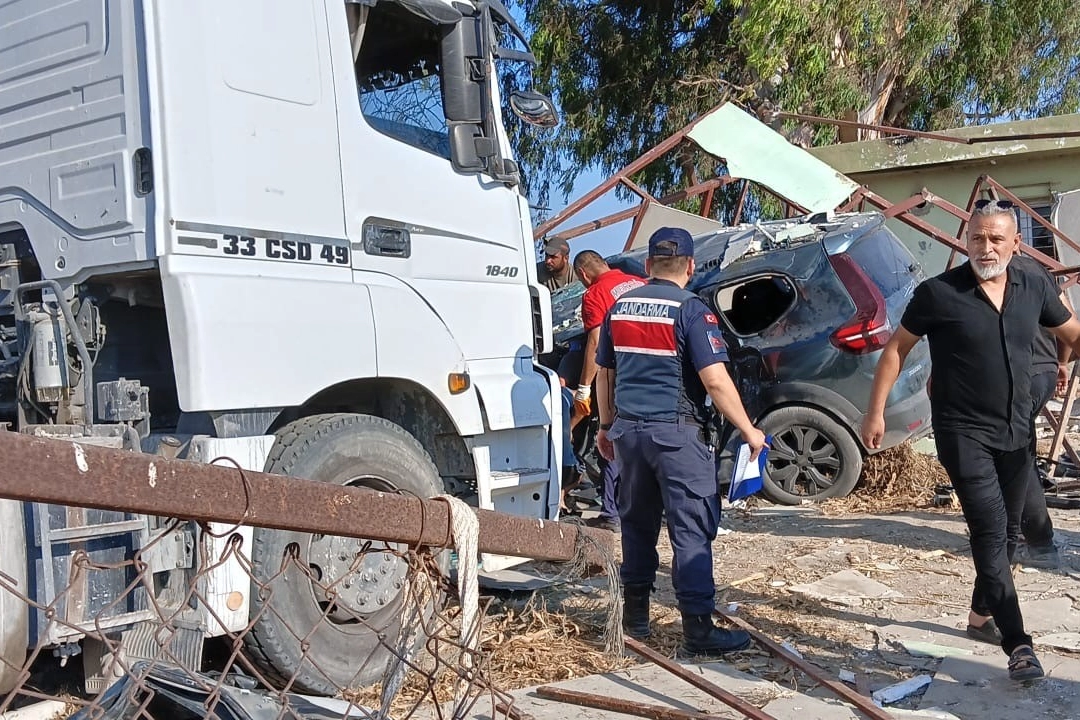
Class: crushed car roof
551,210,887,343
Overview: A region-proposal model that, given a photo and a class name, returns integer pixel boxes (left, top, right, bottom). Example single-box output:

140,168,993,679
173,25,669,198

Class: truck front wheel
243,413,448,695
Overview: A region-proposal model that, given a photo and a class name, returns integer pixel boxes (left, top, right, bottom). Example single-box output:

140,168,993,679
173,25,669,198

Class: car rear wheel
758,406,862,505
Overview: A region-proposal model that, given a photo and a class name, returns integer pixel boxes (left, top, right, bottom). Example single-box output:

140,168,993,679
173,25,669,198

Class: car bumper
876,388,932,452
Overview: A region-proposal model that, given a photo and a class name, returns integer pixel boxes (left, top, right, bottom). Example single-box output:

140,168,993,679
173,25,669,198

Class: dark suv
547,211,932,505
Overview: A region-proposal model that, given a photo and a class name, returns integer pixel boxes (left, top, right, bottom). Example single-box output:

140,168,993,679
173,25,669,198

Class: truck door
327,2,539,366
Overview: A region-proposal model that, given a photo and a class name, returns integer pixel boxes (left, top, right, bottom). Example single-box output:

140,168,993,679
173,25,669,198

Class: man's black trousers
1020,370,1056,548
936,432,1033,654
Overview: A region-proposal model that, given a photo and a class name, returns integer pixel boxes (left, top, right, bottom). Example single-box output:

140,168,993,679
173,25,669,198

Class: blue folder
728,434,772,502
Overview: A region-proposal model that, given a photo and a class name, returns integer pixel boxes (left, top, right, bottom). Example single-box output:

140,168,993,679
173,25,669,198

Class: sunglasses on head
973,198,1015,211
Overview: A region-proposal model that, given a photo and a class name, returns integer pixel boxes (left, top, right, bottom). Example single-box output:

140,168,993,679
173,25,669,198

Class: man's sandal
1008,646,1045,682
966,618,1002,645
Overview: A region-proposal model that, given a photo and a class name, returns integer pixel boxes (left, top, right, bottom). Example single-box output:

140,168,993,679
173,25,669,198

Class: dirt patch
362,444,1080,717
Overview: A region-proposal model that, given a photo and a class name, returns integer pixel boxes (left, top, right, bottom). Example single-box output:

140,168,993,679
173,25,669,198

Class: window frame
1017,200,1056,260
711,272,799,339
353,4,454,162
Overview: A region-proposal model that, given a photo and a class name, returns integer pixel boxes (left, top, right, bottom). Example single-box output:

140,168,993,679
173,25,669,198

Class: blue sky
506,3,638,260
538,168,639,259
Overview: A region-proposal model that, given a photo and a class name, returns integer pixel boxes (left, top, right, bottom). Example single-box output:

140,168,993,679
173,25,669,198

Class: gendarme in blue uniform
596,265,730,617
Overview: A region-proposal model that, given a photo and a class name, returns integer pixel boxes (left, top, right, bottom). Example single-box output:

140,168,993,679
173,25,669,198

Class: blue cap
648,226,694,258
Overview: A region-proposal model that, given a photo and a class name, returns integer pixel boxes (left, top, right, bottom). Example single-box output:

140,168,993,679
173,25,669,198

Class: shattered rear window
845,228,919,297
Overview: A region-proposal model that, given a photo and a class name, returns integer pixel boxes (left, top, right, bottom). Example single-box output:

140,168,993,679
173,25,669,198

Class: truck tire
758,406,862,505
0,499,28,694
243,414,447,695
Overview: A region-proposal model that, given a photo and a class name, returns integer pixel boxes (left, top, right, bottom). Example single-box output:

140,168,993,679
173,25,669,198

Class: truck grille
530,288,544,354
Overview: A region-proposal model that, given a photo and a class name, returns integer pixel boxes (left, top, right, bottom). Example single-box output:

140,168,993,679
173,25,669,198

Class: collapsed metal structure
533,101,1080,481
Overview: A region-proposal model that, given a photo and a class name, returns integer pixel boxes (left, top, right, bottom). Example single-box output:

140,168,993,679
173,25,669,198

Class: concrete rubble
445,656,891,720
788,569,904,607
457,561,1080,720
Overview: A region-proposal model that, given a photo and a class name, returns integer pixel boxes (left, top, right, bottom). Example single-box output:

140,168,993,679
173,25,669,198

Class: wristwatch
599,422,612,431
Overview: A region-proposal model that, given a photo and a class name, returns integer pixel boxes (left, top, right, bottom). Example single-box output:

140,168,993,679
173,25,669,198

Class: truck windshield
356,4,450,159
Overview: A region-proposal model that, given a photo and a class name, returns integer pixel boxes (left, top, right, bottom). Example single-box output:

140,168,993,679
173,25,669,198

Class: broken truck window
354,4,450,159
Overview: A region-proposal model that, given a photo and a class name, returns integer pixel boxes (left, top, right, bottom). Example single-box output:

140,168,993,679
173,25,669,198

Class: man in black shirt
862,200,1080,683
1012,254,1072,569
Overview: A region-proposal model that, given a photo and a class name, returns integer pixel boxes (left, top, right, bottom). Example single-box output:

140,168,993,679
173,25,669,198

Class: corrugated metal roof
810,114,1080,176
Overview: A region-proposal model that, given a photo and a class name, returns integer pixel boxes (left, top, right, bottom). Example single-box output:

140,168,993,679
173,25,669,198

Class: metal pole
0,431,614,566
700,186,716,219
714,611,891,720
983,177,1080,258
549,179,729,243
733,180,750,225
623,638,776,720
535,686,726,720
533,102,731,240
1048,362,1080,479
775,112,971,145
946,178,987,270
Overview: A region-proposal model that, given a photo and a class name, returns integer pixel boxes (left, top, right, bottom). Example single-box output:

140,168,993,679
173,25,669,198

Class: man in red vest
571,250,646,530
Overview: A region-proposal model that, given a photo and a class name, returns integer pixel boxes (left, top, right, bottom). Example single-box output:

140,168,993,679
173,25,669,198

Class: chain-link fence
0,498,571,720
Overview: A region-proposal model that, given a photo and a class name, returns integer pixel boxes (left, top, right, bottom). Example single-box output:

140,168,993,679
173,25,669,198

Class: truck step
47,519,147,543
488,468,549,490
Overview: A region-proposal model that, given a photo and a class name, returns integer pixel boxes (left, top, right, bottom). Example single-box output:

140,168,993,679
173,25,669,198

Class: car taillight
827,252,891,354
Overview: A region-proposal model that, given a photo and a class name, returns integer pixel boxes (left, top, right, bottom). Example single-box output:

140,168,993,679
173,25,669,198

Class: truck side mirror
441,13,489,175
440,15,483,124
510,90,559,129
448,124,486,172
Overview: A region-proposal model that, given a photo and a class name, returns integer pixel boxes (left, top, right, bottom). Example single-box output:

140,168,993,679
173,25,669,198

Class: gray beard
972,259,1007,281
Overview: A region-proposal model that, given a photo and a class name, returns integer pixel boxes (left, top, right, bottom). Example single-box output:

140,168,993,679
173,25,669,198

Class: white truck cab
0,0,562,696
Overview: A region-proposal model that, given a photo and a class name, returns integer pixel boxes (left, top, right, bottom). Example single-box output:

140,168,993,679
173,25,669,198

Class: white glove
574,385,592,403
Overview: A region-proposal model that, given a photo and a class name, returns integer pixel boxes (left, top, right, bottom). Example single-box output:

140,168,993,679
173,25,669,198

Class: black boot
681,613,751,655
622,585,651,639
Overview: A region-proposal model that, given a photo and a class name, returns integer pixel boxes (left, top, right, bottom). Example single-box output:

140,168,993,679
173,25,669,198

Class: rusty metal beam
700,186,715,219
619,177,658,203
552,206,641,243
1038,403,1080,470
535,686,724,720
550,178,730,243
0,431,614,565
775,112,971,145
836,187,867,214
714,611,891,720
981,176,1080,258
534,102,729,240
880,191,936,220
623,638,775,720
1048,364,1080,475
864,193,968,253
968,130,1080,144
622,204,650,252
859,188,1070,271
946,179,987,270
732,180,750,225
496,701,535,720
